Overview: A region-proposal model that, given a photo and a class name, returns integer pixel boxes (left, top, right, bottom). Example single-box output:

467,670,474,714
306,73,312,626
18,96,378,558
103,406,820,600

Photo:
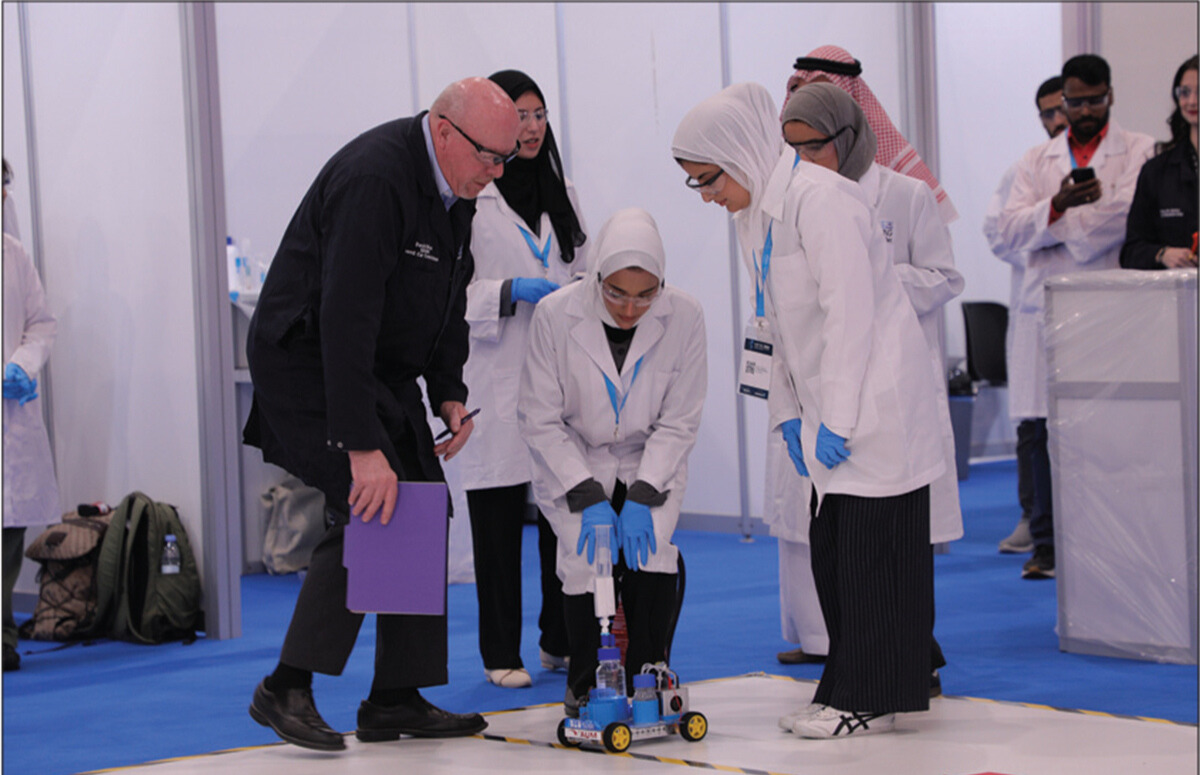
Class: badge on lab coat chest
739,318,773,399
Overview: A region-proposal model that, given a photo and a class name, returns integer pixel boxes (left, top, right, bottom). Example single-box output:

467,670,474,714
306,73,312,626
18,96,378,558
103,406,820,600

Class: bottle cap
601,633,616,647
597,647,621,661
633,674,655,689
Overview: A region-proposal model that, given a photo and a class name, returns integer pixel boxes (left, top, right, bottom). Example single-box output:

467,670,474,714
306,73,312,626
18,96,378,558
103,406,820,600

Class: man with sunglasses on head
992,55,1154,581
243,77,519,752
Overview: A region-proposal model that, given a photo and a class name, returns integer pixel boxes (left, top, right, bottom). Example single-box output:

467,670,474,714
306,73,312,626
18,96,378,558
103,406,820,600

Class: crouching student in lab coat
768,83,964,693
518,208,707,715
673,83,945,739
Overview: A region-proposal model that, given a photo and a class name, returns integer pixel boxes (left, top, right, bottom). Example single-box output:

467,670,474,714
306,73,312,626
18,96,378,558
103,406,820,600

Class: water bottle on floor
161,534,181,575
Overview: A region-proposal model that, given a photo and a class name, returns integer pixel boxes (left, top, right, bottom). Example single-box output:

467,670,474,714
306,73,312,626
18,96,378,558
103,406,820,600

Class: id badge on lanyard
738,222,775,400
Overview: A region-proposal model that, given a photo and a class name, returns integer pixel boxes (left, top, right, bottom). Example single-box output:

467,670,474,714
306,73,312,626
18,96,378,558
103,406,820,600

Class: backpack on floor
19,510,113,641
91,491,203,644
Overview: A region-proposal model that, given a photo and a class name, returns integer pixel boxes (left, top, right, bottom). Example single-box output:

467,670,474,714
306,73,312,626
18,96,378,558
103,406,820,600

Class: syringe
593,523,617,635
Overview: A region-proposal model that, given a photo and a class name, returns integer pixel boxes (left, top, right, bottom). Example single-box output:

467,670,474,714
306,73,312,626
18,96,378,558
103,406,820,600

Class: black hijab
488,69,586,263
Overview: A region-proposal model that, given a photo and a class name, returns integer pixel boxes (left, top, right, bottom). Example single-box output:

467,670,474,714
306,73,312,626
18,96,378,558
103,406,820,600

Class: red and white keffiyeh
784,45,958,225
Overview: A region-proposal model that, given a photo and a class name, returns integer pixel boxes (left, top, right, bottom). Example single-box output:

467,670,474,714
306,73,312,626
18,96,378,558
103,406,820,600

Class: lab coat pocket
492,368,521,424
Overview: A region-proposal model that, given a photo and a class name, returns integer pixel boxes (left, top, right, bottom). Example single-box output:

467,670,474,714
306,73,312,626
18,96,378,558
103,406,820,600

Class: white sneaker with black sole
792,706,895,738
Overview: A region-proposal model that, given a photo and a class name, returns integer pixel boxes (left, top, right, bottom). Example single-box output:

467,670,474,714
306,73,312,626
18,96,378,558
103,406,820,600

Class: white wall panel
410,3,559,113
2,4,33,245
23,2,204,571
560,3,742,518
216,3,412,273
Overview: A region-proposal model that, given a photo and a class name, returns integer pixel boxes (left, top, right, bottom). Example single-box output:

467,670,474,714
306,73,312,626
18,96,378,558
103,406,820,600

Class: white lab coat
765,164,962,538
451,179,588,491
745,150,944,510
992,120,1155,419
3,233,60,528
518,282,707,594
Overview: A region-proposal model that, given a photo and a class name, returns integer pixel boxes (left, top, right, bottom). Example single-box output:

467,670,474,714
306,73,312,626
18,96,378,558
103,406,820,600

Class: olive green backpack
89,491,203,644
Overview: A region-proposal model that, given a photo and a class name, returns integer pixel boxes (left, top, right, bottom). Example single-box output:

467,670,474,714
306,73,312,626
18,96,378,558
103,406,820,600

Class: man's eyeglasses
517,108,548,125
438,114,520,166
601,281,659,308
1062,90,1110,110
786,125,849,154
1175,85,1196,101
684,168,727,195
1038,105,1066,122
2,174,10,188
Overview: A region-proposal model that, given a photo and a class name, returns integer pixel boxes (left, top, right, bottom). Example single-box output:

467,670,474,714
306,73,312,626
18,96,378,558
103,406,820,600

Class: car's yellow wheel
679,711,707,742
602,722,632,753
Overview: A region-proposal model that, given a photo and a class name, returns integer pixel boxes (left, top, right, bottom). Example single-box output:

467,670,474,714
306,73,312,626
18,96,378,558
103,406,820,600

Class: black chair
961,301,1009,386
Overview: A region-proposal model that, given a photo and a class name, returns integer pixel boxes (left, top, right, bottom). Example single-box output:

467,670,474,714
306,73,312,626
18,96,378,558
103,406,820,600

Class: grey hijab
780,82,877,182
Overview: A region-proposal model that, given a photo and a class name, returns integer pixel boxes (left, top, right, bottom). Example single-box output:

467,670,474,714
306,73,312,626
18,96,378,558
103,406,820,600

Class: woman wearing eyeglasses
518,208,706,715
1121,54,1198,270
452,70,589,689
775,81,963,697
673,83,944,739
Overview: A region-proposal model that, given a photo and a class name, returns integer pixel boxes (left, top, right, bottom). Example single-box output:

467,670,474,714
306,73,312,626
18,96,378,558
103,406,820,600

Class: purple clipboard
344,481,448,615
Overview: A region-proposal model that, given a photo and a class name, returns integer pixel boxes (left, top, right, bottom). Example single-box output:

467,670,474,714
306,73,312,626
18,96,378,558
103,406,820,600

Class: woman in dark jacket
1121,54,1197,269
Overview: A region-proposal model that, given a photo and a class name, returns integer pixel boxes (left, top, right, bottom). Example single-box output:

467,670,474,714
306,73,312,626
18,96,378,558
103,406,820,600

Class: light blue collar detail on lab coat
422,113,457,210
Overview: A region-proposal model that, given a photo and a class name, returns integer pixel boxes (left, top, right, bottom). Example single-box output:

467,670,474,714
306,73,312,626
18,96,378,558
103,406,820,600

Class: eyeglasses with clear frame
438,114,520,166
1038,105,1066,122
517,108,548,125
1175,85,1196,101
601,281,659,308
684,168,727,195
1061,90,1110,110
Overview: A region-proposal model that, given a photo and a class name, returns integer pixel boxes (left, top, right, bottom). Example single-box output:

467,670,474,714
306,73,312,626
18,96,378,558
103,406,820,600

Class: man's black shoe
1022,545,1056,579
776,647,826,665
356,692,487,742
249,679,346,751
3,644,20,672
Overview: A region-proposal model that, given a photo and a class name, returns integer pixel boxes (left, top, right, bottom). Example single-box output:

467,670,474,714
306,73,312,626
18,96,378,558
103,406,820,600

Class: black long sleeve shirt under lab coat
1120,141,1198,269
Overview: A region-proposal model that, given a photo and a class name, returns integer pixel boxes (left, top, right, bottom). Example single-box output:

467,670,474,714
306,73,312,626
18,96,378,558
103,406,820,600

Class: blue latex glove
3,363,38,406
618,500,658,569
511,277,560,305
577,501,619,564
780,418,809,477
815,423,850,469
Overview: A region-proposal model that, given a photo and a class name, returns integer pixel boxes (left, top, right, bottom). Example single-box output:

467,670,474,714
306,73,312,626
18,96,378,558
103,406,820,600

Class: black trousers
563,568,677,701
1018,419,1053,548
466,483,567,669
810,486,932,714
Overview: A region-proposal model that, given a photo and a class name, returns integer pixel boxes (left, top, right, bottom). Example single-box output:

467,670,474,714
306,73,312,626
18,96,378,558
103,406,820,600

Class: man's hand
434,401,475,461
1159,247,1198,268
1051,174,1102,212
348,449,398,524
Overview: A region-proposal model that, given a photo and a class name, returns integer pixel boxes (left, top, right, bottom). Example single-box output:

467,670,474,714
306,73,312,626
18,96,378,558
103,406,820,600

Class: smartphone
1070,167,1096,183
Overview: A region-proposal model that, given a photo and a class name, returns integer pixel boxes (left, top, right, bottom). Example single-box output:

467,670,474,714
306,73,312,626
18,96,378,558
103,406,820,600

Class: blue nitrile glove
618,500,658,569
511,277,560,305
815,423,850,469
780,418,809,477
577,501,619,564
3,363,38,406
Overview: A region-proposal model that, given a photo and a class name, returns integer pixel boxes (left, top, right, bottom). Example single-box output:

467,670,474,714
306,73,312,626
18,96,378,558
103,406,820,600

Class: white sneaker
792,706,895,738
539,649,569,671
485,668,532,688
779,703,826,731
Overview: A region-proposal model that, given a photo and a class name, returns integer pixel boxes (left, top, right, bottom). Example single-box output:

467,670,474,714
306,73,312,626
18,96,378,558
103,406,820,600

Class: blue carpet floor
2,460,1195,775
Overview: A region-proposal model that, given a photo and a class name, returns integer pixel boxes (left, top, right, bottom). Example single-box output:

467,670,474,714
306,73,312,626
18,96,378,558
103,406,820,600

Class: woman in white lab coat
3,159,60,671
454,70,588,689
767,83,965,683
518,208,706,712
672,83,944,739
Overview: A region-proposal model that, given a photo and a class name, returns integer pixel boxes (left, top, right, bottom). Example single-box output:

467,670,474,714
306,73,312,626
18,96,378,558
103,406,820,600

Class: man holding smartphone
992,54,1154,580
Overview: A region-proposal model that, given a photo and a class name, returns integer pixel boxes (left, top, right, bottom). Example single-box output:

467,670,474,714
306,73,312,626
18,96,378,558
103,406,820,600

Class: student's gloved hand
618,501,657,569
815,423,850,469
3,363,38,406
577,501,619,564
780,418,809,477
511,277,560,305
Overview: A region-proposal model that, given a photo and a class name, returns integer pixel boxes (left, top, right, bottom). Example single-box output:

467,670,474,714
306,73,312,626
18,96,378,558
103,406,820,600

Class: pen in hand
435,408,481,441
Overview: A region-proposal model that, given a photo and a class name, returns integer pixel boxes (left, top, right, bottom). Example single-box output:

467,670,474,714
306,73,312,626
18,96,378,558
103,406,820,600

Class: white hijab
589,207,665,328
671,82,784,212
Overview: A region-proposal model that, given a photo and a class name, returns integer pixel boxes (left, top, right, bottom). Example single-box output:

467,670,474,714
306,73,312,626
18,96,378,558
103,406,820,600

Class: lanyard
753,224,774,318
754,155,802,318
603,356,644,436
517,224,552,269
